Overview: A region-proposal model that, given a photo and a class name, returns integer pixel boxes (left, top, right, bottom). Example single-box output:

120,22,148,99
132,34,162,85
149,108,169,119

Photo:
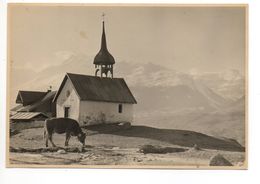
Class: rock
209,154,233,166
119,122,131,130
79,147,84,152
133,157,143,162
193,144,200,150
139,145,157,154
66,147,80,152
189,144,202,151
57,149,66,154
112,147,120,150
237,162,244,167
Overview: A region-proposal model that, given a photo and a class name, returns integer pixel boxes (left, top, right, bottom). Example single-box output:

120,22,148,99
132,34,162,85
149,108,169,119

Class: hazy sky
9,5,246,73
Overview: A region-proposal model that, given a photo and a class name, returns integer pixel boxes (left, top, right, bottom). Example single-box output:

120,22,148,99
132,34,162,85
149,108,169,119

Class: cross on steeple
102,13,105,22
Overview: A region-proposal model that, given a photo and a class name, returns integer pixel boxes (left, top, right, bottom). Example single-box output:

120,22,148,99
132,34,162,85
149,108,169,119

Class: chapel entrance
64,107,70,118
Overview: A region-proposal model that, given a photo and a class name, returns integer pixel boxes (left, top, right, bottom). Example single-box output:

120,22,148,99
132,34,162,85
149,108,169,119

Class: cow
43,117,86,148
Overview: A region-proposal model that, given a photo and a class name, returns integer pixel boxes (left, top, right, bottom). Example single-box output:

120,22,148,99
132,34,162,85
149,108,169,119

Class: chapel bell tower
93,14,115,78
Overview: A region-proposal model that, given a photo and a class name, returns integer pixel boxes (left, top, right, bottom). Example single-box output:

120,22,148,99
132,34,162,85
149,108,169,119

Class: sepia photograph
6,4,247,168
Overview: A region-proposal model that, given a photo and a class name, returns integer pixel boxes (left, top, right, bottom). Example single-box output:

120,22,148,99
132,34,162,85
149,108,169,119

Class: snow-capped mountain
116,61,244,111
10,55,244,112
193,70,245,100
115,61,245,100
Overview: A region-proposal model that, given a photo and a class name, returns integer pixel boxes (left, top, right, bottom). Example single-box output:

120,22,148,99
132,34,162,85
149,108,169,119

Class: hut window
118,104,123,113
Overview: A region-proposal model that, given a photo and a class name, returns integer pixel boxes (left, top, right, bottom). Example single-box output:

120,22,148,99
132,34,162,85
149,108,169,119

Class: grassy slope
10,125,244,152
134,110,245,146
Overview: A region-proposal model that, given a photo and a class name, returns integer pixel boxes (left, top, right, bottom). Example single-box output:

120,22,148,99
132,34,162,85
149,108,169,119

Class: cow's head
77,132,86,146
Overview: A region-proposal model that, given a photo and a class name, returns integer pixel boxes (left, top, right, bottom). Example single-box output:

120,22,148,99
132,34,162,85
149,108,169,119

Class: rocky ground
8,125,246,168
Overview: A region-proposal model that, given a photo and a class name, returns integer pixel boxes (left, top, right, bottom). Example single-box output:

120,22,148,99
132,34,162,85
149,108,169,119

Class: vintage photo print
7,4,247,168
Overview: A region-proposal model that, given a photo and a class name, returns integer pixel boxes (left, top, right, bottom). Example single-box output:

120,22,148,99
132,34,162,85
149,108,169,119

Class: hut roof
16,91,47,106
18,91,56,112
10,112,49,120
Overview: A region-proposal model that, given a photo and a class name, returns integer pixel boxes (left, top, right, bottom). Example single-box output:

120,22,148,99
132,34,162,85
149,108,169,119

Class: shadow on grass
86,125,245,152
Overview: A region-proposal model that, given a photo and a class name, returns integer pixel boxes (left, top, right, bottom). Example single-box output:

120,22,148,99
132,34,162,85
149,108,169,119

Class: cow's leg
65,132,71,147
48,133,56,147
45,132,49,147
44,125,50,148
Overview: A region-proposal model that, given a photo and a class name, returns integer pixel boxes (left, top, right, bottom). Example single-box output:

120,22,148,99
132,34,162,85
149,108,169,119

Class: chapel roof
53,73,137,104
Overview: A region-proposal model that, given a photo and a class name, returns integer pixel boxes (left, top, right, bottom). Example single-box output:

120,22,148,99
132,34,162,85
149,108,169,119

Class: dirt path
9,145,245,167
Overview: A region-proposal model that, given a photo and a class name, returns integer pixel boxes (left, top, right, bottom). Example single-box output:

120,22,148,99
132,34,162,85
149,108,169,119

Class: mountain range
10,55,245,111
9,54,246,144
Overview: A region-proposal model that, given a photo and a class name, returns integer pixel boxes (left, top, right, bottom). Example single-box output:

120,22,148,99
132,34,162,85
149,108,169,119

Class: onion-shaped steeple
94,15,115,78
94,21,115,65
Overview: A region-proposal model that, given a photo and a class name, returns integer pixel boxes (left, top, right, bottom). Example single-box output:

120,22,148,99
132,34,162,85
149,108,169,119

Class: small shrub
140,145,187,154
